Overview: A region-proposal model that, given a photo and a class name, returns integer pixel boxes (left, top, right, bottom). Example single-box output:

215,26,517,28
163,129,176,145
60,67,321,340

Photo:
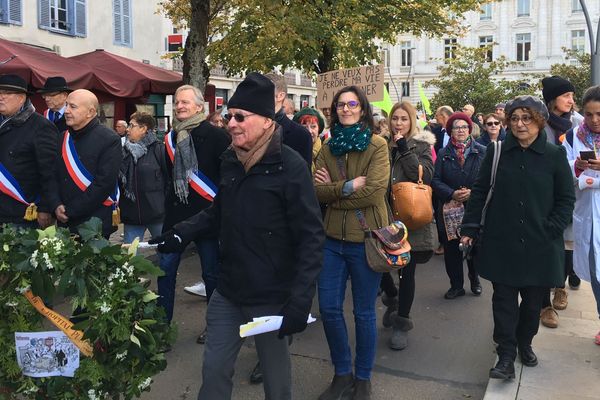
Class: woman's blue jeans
318,237,382,380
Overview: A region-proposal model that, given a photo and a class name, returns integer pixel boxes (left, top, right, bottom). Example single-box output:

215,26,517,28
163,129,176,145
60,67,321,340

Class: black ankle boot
489,358,515,380
318,374,354,400
352,379,371,400
519,345,538,367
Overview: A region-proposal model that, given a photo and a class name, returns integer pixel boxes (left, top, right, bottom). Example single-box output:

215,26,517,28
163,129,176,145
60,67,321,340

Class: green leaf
77,217,103,241
130,333,141,347
142,291,159,302
129,256,163,277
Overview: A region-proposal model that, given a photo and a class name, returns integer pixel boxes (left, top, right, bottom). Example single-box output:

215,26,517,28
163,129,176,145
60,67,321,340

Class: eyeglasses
509,115,533,125
225,112,256,123
486,121,501,127
128,123,140,129
335,101,360,110
452,125,470,131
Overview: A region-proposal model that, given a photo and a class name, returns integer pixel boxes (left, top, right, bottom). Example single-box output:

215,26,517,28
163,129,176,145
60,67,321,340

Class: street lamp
580,0,600,85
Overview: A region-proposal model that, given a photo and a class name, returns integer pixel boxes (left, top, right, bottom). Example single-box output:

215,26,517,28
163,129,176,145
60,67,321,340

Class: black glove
278,302,308,339
148,229,187,253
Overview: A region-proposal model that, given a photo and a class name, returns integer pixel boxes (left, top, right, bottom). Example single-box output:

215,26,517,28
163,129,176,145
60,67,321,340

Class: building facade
383,0,597,107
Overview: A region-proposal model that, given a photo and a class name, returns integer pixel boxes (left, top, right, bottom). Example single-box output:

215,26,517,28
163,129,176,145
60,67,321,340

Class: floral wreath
0,218,175,399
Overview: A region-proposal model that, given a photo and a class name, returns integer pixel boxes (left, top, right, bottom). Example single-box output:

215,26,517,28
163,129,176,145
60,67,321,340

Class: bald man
115,120,127,146
53,89,122,238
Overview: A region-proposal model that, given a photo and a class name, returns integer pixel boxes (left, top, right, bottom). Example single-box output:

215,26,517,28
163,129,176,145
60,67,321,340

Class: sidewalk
484,282,600,400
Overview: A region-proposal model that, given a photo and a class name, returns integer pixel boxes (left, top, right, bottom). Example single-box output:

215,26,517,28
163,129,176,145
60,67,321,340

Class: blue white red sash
165,130,217,202
61,131,119,208
0,162,33,206
43,109,51,121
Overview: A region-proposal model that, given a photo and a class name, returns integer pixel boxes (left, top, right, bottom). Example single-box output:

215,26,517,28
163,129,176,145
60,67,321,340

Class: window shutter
74,0,86,37
122,0,130,45
113,0,122,43
38,0,50,28
7,0,21,24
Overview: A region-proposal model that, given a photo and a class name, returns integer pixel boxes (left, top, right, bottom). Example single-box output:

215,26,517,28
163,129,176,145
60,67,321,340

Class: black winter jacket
119,140,168,225
175,128,325,315
55,118,122,237
162,120,230,231
275,109,312,168
0,102,59,223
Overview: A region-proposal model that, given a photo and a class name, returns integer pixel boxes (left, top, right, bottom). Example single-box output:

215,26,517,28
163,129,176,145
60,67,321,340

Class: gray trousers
198,290,292,400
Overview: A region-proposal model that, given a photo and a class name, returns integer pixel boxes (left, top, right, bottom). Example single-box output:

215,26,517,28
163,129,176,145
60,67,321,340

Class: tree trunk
182,0,210,92
315,44,334,74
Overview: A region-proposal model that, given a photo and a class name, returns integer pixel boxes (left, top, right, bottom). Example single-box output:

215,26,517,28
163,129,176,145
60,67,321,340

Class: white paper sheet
15,331,80,377
239,314,316,338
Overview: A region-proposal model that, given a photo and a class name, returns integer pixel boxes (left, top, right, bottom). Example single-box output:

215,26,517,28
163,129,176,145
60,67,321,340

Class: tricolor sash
165,130,218,202
43,109,51,121
61,131,119,208
0,162,38,220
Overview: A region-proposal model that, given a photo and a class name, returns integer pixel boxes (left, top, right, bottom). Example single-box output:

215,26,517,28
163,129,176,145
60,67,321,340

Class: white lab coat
562,125,600,283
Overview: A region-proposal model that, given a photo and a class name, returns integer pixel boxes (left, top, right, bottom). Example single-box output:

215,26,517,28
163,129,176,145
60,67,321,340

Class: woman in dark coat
432,112,486,299
460,96,575,380
119,111,167,243
381,101,436,351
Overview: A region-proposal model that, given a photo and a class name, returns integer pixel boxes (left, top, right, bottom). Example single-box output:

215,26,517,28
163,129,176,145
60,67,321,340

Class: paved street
139,248,496,400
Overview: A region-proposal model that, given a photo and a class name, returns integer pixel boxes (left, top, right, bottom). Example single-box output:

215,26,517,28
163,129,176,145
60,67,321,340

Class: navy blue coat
432,140,487,203
274,109,312,168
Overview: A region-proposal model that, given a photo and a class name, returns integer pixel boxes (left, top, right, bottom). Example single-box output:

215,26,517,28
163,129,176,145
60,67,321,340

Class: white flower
115,351,127,361
29,250,39,268
23,385,38,395
42,252,54,270
99,302,111,314
122,262,134,277
5,301,18,307
15,286,30,294
138,377,152,390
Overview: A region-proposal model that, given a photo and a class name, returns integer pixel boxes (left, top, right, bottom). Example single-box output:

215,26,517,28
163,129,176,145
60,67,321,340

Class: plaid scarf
172,112,205,203
450,135,472,167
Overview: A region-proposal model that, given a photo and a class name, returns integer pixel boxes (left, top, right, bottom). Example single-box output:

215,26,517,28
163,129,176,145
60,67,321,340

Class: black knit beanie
228,72,275,119
542,76,575,104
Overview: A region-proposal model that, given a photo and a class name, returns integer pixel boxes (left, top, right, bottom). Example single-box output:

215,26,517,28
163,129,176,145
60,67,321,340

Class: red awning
69,49,183,98
0,38,96,90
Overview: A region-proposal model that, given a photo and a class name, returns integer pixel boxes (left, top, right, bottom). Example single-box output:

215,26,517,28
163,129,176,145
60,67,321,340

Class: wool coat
174,128,324,316
315,133,390,243
461,131,575,287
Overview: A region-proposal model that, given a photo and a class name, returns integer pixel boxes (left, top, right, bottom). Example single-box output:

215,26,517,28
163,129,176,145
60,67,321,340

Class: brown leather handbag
390,164,433,230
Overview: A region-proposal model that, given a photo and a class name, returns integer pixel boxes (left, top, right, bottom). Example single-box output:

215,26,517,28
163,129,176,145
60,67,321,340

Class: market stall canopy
0,38,96,90
69,49,183,98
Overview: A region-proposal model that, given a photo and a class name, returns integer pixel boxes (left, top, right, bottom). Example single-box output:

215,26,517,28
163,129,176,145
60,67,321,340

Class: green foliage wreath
0,218,176,400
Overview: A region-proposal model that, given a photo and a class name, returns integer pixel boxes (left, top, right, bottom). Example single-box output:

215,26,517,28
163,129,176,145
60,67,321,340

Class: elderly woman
293,107,325,172
477,113,506,146
119,112,167,244
562,85,600,345
460,96,575,379
314,86,389,400
432,112,486,299
380,101,435,351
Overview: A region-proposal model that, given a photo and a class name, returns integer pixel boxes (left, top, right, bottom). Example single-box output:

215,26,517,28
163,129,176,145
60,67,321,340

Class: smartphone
580,151,596,161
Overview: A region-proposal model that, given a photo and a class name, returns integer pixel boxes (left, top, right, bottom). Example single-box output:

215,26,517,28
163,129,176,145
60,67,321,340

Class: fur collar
409,129,436,146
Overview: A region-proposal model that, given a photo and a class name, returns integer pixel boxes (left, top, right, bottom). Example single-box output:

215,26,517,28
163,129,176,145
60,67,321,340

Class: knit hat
293,107,325,133
0,74,28,94
541,76,575,104
445,112,473,134
228,72,275,119
505,95,549,121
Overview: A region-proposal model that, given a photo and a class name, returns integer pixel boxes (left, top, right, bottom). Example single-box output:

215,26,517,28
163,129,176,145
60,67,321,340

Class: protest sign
317,65,384,109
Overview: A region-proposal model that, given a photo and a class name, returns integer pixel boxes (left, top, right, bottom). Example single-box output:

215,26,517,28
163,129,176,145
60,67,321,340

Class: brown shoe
552,288,568,310
540,306,559,328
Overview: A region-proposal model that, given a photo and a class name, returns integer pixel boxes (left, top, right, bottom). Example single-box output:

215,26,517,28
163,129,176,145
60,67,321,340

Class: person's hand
588,158,600,171
452,189,469,202
462,188,471,201
314,168,332,184
148,230,186,253
37,212,54,229
460,236,473,247
55,205,68,223
393,132,404,142
278,303,308,339
575,156,590,170
352,176,367,191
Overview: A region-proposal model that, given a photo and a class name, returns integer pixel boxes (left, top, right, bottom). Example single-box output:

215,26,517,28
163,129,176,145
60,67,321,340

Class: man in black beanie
150,72,325,400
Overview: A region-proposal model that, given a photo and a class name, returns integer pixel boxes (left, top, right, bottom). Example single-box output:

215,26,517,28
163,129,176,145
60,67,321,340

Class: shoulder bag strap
480,141,502,226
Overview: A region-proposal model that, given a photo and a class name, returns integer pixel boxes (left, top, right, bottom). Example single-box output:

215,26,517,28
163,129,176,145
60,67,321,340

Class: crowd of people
1,70,599,400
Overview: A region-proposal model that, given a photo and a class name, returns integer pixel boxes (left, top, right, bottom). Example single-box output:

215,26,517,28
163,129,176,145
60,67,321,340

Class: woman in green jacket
314,86,389,400
460,96,575,380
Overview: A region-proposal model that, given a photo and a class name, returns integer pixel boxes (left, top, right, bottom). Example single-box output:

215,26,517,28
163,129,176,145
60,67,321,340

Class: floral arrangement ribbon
22,290,93,357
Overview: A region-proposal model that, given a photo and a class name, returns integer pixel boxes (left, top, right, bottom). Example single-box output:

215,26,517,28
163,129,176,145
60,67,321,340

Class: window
572,0,582,12
401,82,410,98
572,30,585,52
517,0,530,17
516,33,531,61
113,0,132,46
300,95,310,108
480,3,492,21
479,36,494,62
38,0,86,36
400,41,412,67
0,0,22,25
444,38,457,62
378,48,390,69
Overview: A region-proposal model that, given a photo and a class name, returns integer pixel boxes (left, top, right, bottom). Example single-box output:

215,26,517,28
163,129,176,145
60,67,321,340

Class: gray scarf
119,130,158,201
172,113,205,203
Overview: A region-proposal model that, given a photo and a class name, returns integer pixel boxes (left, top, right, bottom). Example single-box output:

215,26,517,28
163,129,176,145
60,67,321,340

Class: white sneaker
184,281,206,297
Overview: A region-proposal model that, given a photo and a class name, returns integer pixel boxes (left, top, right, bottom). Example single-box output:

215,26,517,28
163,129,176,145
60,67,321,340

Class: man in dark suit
38,76,71,132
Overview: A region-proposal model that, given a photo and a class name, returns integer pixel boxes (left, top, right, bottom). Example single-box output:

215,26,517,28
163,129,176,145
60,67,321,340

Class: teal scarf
328,123,372,156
